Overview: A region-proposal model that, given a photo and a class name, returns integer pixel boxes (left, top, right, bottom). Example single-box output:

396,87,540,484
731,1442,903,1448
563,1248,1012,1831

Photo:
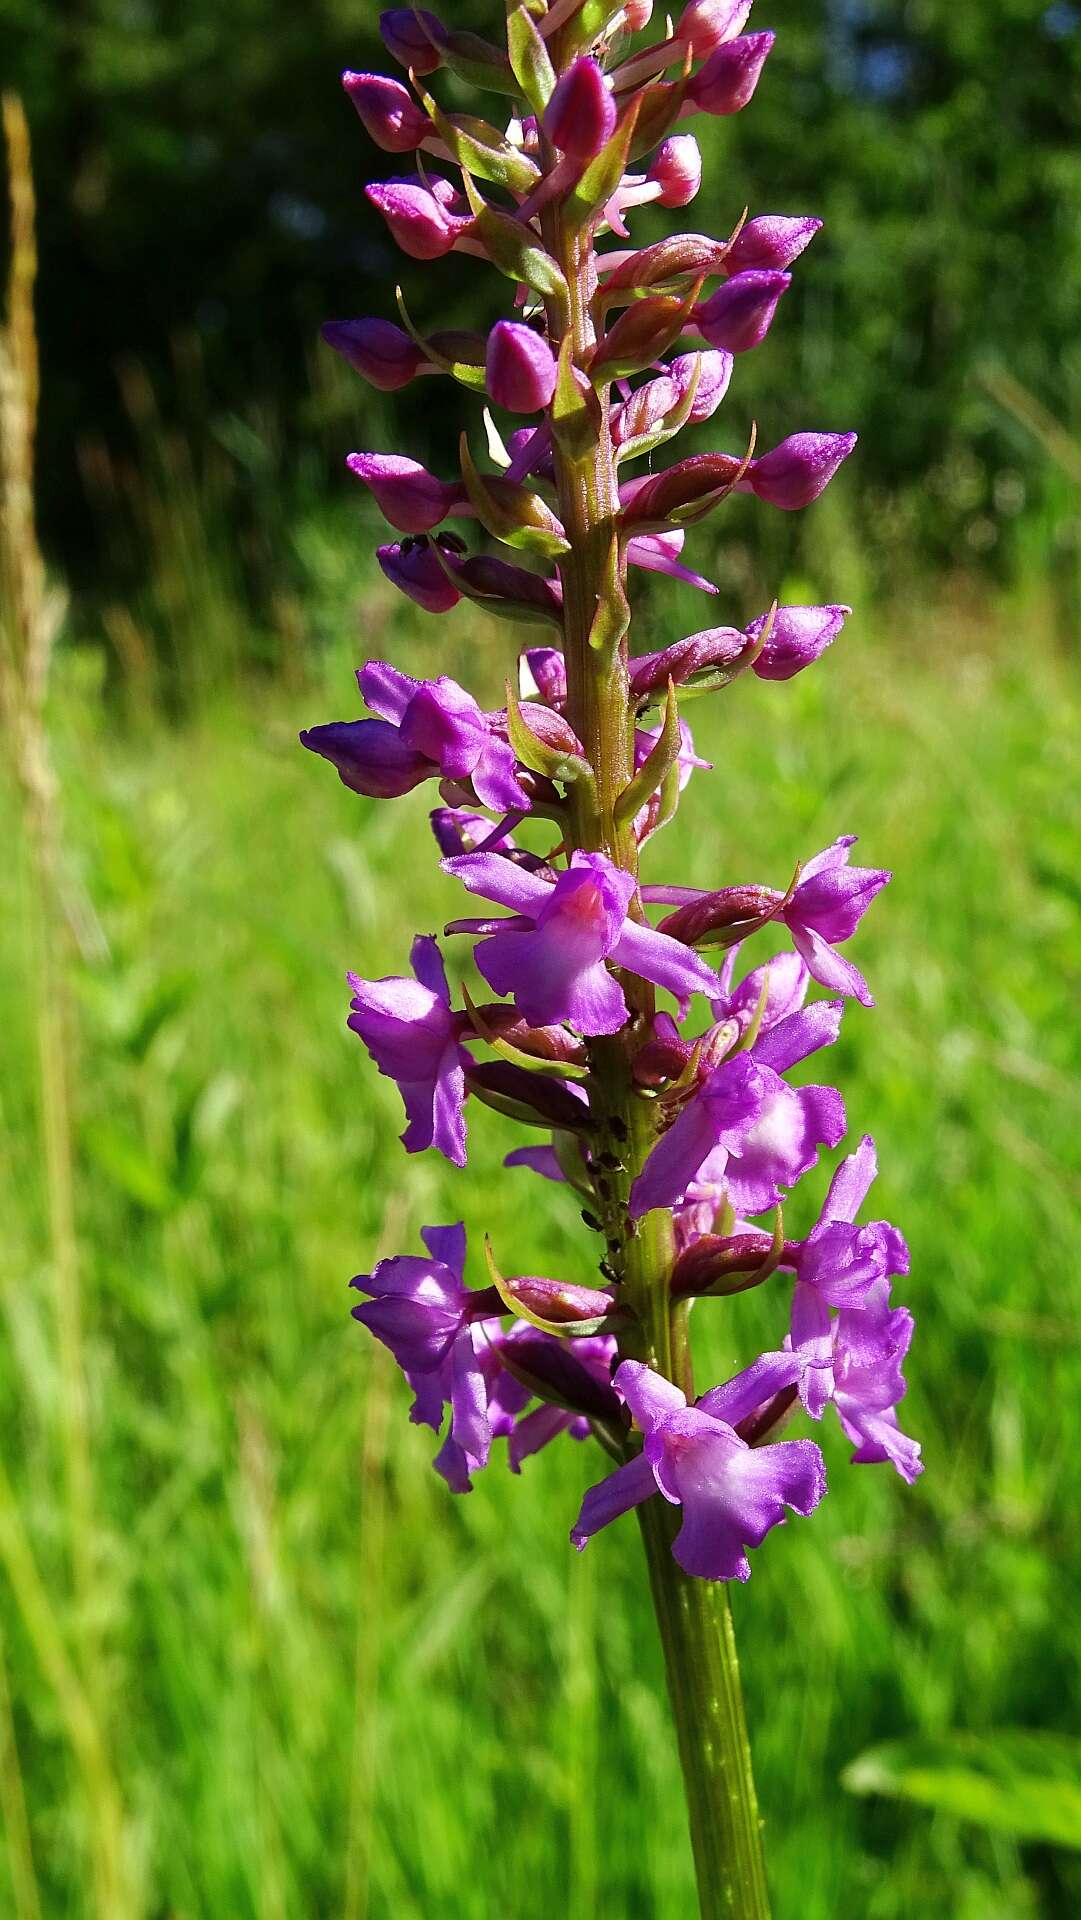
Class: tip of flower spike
543,57,617,161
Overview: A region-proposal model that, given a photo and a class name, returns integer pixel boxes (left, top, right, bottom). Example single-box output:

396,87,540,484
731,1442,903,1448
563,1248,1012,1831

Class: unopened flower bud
658,884,778,945
341,71,430,152
746,603,851,680
299,719,431,797
543,57,617,160
621,452,743,526
692,269,790,352
521,647,568,706
629,625,745,697
378,539,463,614
501,1274,616,1326
379,8,447,74
486,321,558,413
625,0,655,28
347,453,461,533
745,432,857,509
688,31,775,114
676,0,754,59
647,134,703,207
669,349,734,420
725,214,822,275
455,554,564,625
365,178,470,260
321,318,424,391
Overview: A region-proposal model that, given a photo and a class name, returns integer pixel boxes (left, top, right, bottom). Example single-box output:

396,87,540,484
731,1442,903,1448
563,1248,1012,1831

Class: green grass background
2,578,1079,1918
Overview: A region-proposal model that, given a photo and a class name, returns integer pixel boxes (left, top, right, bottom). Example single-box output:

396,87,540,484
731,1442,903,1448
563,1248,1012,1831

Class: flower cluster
305,0,921,1586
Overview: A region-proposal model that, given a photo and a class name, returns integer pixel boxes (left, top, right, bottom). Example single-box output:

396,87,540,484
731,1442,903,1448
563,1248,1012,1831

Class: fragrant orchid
303,6,919,1905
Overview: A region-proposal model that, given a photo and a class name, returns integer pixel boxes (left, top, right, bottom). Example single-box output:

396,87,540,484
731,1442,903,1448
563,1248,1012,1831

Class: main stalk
540,118,772,1920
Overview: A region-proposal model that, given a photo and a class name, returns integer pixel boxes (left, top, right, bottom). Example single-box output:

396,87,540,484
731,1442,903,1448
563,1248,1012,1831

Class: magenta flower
572,1359,826,1580
692,269,791,352
657,834,890,1005
712,946,811,1036
676,0,755,58
783,835,891,1005
745,602,850,680
358,661,529,811
347,452,462,533
341,71,429,151
321,318,424,390
830,1283,922,1483
444,849,723,1035
351,1223,507,1488
486,321,558,413
724,214,823,275
347,934,468,1165
630,998,845,1218
788,1135,910,1414
365,176,471,260
745,431,858,509
647,134,703,206
687,32,776,115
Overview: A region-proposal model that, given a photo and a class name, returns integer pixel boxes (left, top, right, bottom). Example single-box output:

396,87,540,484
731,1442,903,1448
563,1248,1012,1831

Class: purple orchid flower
443,849,723,1035
358,661,530,812
788,1135,910,1416
572,1358,826,1580
350,1223,512,1489
630,997,845,1218
830,1283,923,1483
347,934,468,1166
784,836,891,1005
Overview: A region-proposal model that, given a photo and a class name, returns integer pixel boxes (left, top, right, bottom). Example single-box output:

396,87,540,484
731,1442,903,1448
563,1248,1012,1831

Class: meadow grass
1,579,1079,1919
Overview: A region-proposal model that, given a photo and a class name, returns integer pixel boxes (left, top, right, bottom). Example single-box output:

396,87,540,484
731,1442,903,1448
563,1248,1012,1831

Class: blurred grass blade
842,1731,1081,1850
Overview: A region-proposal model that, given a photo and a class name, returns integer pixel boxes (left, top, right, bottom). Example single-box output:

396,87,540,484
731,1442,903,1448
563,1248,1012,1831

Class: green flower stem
540,104,773,1920
636,1496,771,1920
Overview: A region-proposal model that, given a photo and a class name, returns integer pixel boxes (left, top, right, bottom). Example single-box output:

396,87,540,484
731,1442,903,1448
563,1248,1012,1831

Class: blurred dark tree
2,0,1079,593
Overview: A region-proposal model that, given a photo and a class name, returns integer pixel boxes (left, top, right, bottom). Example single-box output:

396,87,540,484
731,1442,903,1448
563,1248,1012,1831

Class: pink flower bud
676,0,754,59
348,453,461,533
647,134,703,207
378,539,463,613
379,8,447,75
543,57,617,160
501,1274,616,1326
688,31,774,114
669,349,734,420
725,214,822,275
692,269,790,352
320,318,424,391
622,452,743,526
365,179,470,260
485,321,558,414
625,0,655,27
745,432,858,509
341,71,430,152
745,603,851,680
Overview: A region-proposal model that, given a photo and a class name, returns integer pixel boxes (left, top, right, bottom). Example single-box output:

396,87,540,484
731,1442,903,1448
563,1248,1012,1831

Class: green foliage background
1,2,1080,1916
